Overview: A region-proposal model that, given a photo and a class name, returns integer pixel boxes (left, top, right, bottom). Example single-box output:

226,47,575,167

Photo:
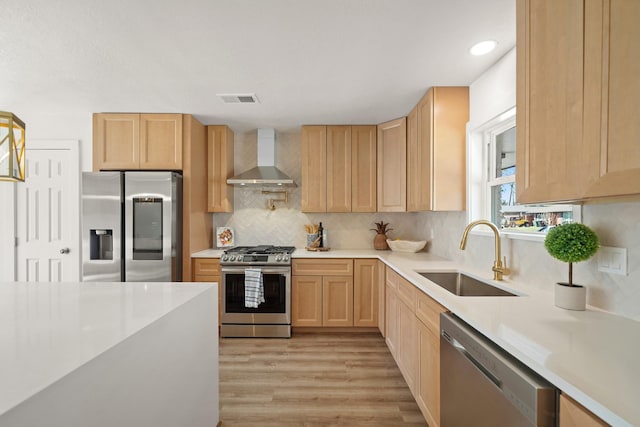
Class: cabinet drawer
397,276,417,312
386,267,401,290
192,258,220,276
293,259,353,276
416,291,447,334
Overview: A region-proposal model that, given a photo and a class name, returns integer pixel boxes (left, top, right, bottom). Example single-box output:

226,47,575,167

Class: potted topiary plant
544,223,599,311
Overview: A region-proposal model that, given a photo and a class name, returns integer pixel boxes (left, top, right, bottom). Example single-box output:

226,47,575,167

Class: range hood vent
227,128,296,187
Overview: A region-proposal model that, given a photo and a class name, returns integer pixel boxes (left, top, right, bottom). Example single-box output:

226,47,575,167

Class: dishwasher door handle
449,337,502,389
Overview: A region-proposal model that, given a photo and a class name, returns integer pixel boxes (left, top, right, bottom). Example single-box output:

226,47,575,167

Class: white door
16,140,80,282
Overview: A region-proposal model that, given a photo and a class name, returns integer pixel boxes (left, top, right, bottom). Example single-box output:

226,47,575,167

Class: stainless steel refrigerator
81,171,183,282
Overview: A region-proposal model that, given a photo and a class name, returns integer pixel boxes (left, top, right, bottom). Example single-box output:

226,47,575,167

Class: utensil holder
306,233,319,247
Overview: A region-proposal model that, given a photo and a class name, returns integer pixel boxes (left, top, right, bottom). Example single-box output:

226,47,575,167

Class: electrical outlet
597,246,628,275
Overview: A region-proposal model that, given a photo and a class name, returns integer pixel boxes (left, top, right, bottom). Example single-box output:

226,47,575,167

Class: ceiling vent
217,93,260,104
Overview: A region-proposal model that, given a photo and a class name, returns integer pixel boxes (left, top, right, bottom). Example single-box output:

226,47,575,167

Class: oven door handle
221,267,291,275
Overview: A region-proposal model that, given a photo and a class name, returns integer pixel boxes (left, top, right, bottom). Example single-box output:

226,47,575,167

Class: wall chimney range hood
227,128,296,187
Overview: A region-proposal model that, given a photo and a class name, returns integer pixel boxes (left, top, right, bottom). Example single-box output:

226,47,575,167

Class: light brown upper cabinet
302,125,377,213
301,126,327,212
326,126,352,212
516,0,640,203
93,113,183,171
407,87,469,211
207,125,234,212
351,126,377,212
377,118,407,212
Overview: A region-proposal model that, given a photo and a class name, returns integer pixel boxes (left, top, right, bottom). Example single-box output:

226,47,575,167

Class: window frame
467,107,582,242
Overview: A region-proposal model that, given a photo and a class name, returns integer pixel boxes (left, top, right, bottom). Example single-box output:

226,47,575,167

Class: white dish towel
244,268,264,308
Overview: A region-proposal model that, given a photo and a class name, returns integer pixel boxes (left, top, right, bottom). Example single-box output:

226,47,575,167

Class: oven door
221,266,291,325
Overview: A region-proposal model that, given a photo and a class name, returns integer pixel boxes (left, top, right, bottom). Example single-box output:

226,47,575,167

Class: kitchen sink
418,271,518,297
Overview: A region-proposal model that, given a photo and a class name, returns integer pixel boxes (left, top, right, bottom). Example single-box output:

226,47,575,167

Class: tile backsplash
416,205,640,320
214,129,640,320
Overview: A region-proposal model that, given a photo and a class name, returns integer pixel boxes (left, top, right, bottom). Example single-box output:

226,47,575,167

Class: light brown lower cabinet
353,259,379,327
397,298,419,394
385,268,399,356
191,258,222,324
292,276,323,327
385,266,420,395
322,276,353,326
293,258,378,328
384,265,447,427
292,274,354,327
559,394,608,427
377,260,386,336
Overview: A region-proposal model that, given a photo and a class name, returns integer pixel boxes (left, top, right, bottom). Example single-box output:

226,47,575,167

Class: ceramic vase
554,282,586,311
374,233,389,250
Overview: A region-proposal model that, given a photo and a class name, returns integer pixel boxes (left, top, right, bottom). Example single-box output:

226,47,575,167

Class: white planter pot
554,282,586,311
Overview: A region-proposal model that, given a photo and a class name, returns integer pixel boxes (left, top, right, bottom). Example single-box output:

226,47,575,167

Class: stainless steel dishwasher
440,313,557,427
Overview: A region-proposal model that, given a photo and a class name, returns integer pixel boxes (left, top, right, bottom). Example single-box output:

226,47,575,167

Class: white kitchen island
0,281,218,427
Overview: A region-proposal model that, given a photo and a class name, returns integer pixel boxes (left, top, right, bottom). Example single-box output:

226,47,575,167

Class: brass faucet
460,220,510,281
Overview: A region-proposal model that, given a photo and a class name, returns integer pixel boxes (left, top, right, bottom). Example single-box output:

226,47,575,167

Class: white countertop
192,249,226,258
192,247,639,425
379,253,639,427
0,281,215,417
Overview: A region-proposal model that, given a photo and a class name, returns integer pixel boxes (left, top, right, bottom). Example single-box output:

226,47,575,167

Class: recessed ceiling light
469,40,497,56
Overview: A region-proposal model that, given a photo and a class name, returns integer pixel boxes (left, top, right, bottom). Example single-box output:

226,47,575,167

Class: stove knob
229,255,236,262
276,255,282,262
221,255,228,262
283,255,290,262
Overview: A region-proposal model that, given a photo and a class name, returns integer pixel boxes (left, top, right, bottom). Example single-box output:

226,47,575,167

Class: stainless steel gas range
220,245,295,338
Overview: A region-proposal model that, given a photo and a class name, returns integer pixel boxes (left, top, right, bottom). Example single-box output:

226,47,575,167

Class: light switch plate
597,246,628,275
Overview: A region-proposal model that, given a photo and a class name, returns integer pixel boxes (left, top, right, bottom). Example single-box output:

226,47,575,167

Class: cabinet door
583,0,640,198
322,276,354,327
353,259,378,327
385,282,398,358
292,276,323,327
559,394,608,427
207,125,234,212
408,87,468,211
430,87,468,211
377,260,386,336
326,126,352,212
93,113,139,170
139,114,183,170
407,105,421,212
398,299,418,395
417,320,440,427
377,117,407,212
301,126,327,212
516,0,590,203
351,126,377,212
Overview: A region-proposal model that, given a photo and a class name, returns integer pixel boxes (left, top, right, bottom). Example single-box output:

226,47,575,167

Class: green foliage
544,223,599,263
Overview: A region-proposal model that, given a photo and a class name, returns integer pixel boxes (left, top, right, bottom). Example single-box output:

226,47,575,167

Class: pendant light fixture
0,111,26,182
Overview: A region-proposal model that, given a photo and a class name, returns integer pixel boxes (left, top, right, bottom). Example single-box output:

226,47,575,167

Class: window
468,108,580,239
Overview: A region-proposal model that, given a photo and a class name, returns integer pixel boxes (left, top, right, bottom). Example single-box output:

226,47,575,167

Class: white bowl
386,239,427,253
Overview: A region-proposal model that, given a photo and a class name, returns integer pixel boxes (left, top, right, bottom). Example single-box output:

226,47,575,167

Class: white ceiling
0,0,515,132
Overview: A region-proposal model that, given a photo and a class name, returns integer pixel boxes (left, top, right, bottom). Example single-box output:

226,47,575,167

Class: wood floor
219,332,427,427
